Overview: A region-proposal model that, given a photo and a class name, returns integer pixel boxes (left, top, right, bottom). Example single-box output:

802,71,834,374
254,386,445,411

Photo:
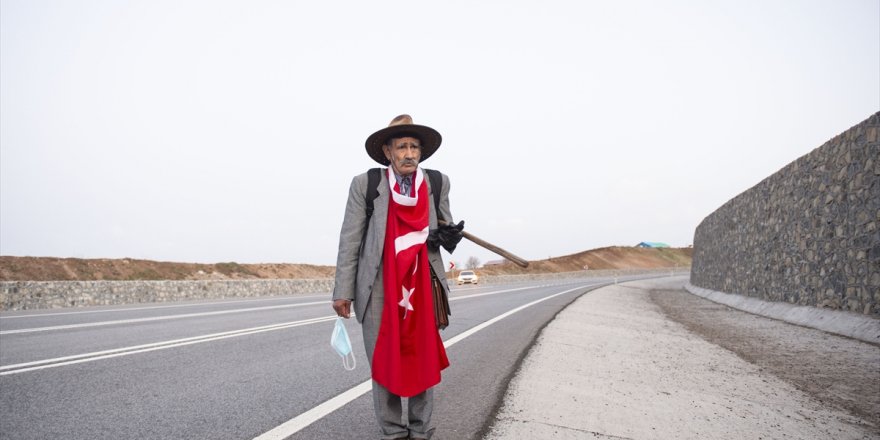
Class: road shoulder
484,276,878,439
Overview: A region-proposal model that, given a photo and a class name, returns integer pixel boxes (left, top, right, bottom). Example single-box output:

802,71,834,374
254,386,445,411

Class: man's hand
333,299,352,318
427,220,465,253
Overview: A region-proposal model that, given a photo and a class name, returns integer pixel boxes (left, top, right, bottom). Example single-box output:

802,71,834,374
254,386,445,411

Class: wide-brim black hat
365,114,442,166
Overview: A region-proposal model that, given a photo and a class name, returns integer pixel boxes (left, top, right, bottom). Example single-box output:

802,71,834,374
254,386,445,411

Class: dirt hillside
0,257,335,281
0,247,691,281
476,246,693,275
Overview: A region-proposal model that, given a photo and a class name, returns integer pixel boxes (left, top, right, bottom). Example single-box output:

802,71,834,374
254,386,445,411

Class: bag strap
365,168,381,221
362,168,382,248
424,168,444,223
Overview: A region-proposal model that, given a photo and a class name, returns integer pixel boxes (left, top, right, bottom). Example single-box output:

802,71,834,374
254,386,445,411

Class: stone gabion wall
0,268,689,311
691,112,880,316
0,279,334,311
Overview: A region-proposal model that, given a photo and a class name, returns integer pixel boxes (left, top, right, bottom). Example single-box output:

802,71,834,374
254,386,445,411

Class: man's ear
382,144,392,161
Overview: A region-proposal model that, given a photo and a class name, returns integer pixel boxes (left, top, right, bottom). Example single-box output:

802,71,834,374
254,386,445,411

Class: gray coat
332,168,453,323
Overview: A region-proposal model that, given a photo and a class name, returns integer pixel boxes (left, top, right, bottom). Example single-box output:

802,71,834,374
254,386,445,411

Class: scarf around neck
371,167,449,397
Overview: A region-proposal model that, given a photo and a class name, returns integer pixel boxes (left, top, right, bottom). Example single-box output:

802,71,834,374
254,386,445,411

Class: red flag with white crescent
372,167,449,397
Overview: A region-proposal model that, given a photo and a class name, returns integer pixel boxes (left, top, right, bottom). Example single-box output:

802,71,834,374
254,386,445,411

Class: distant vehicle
457,270,479,285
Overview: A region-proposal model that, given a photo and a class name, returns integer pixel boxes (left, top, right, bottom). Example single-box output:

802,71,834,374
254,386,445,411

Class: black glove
427,220,465,253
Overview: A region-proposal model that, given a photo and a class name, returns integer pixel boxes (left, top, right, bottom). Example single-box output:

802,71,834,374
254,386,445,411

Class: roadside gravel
484,277,879,439
650,281,880,436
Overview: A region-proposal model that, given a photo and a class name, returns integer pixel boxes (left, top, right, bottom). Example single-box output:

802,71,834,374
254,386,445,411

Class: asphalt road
0,276,649,440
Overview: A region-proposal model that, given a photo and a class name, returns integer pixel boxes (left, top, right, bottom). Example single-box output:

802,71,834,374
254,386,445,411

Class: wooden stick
440,221,530,268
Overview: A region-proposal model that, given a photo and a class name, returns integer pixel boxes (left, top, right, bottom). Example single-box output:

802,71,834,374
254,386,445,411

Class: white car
456,270,479,285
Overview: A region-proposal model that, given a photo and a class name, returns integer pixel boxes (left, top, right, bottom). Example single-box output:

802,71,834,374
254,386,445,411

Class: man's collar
390,168,415,182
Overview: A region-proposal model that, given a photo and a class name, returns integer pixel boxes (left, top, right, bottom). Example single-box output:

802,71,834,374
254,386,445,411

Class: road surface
1,276,646,439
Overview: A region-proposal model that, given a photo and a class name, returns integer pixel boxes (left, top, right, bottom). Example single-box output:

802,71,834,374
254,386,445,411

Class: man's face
383,137,421,176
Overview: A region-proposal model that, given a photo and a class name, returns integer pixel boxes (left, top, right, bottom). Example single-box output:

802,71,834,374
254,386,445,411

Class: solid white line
254,381,374,440
0,284,570,335
252,284,591,440
0,282,599,377
449,285,542,301
0,315,338,375
0,294,328,319
0,301,327,335
0,284,568,373
443,285,587,348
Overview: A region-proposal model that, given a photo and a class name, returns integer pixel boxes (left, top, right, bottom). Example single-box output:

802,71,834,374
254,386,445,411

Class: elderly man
332,114,463,439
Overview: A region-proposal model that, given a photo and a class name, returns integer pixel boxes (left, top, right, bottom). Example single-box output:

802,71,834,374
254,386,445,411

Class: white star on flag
399,285,415,318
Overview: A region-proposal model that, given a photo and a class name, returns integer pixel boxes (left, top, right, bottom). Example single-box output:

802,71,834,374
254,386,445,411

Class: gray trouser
362,271,435,439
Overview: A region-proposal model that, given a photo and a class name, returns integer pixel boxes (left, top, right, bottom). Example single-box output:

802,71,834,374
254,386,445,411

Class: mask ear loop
342,351,356,370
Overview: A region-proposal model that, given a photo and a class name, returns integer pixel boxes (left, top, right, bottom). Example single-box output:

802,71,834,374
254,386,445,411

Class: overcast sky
1,0,878,267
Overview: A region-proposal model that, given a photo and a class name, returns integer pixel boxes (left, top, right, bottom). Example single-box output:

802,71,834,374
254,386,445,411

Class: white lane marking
0,282,600,375
450,285,540,301
448,279,604,302
0,283,573,335
256,381,375,440
0,294,329,320
0,302,327,335
0,315,341,376
252,284,592,440
0,277,617,321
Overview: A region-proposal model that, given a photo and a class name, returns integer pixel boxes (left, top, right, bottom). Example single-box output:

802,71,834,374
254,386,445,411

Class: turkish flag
372,168,449,397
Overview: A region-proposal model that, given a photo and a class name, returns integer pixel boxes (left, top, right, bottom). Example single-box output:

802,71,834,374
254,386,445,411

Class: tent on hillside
636,242,670,248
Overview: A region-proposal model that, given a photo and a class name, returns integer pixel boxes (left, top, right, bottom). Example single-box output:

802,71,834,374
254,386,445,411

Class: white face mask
330,317,356,370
